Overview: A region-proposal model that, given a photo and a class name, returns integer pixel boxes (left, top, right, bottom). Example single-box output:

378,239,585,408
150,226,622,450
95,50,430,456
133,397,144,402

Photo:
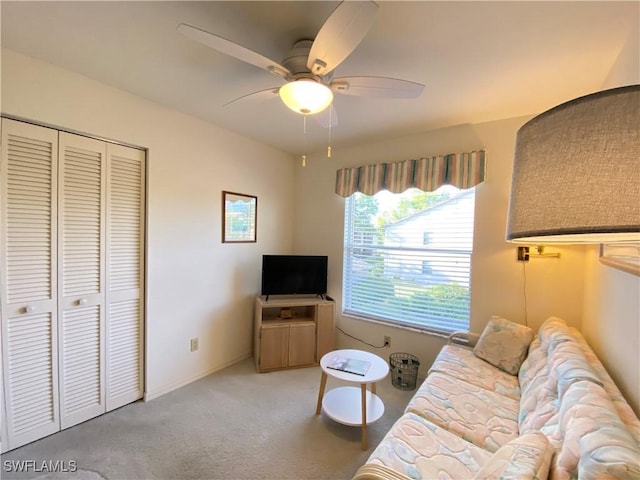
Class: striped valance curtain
335,150,486,197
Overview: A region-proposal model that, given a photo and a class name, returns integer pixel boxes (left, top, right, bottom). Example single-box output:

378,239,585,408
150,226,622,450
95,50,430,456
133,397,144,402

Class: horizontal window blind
343,187,474,334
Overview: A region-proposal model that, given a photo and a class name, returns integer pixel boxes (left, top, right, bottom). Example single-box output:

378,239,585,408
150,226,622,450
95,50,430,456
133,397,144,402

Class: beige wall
1,49,296,399
581,20,640,415
293,118,587,374
583,249,639,415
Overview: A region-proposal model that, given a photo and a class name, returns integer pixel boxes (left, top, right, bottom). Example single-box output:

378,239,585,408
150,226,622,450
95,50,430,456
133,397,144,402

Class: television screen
261,255,328,298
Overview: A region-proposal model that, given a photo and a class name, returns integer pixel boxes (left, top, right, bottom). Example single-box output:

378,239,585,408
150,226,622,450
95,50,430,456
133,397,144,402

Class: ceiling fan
177,1,424,126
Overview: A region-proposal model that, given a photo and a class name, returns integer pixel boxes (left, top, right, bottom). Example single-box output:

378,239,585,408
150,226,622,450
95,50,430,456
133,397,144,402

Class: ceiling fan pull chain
302,115,307,167
327,106,333,158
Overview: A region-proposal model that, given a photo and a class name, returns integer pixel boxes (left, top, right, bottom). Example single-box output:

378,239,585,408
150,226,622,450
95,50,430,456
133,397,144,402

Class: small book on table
327,356,371,376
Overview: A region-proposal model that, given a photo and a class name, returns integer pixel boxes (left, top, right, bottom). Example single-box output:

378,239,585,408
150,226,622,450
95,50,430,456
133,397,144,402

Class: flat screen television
261,255,328,299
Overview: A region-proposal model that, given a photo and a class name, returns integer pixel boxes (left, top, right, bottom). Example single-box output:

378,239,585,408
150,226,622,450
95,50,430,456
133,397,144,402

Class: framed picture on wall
222,191,257,243
599,243,640,276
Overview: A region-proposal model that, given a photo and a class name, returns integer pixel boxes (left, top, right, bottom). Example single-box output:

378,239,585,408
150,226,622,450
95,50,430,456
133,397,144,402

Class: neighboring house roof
384,189,475,230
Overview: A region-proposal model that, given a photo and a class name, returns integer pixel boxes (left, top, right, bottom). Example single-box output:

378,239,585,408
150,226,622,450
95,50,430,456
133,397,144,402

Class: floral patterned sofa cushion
522,343,603,433
518,317,640,451
406,371,519,453
537,316,576,353
551,380,640,480
518,337,550,424
429,344,520,400
518,316,578,411
473,315,534,375
552,341,603,398
564,325,640,446
519,317,603,433
354,415,558,480
353,412,492,480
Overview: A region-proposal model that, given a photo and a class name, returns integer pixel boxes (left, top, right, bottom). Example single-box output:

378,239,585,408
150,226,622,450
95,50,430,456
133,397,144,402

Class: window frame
342,187,475,335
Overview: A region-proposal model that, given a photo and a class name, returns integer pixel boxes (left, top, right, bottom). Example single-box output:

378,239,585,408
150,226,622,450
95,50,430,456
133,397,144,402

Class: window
343,186,475,334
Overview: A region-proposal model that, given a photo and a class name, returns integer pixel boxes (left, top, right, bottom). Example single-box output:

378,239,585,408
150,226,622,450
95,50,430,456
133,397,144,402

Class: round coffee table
315,349,389,450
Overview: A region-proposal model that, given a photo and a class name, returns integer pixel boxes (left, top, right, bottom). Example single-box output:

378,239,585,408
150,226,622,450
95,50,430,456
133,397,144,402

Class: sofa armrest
472,432,554,480
447,331,480,347
353,464,413,480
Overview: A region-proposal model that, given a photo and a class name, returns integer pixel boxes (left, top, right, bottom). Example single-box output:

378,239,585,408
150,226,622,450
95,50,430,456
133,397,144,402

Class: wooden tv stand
254,296,335,373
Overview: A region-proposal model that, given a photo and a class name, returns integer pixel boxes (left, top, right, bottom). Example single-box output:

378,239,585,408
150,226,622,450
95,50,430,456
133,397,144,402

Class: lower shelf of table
321,386,385,426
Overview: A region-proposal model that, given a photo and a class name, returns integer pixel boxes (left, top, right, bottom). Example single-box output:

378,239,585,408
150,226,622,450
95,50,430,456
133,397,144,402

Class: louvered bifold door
0,119,60,451
57,133,106,429
105,144,145,411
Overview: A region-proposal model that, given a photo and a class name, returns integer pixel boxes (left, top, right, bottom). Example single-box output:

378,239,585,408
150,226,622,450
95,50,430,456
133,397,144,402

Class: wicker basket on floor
389,353,420,390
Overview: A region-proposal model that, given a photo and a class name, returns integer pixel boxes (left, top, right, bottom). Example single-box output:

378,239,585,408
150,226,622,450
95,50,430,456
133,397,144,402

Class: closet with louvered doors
0,119,60,451
0,118,146,452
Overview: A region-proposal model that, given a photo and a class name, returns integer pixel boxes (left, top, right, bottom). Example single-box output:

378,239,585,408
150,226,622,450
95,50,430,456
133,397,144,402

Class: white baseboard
143,353,252,402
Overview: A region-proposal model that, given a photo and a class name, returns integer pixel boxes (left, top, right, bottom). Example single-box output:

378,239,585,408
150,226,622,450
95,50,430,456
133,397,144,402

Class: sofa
353,316,640,479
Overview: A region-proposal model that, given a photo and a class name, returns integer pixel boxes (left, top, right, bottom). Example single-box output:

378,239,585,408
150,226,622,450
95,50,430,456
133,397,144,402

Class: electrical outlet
384,335,391,348
190,338,199,352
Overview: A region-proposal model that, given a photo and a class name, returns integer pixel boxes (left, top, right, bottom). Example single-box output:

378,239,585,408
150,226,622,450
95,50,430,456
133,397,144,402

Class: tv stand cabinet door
288,323,316,367
259,324,289,371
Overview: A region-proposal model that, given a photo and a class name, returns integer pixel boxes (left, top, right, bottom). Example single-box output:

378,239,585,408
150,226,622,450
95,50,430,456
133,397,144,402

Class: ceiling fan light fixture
279,80,333,115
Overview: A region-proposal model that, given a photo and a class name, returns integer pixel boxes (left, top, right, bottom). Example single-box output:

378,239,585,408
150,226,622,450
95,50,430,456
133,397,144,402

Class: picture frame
599,243,640,276
222,191,257,243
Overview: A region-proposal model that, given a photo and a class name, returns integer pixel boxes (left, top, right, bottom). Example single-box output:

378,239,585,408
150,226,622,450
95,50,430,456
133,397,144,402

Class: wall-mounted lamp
506,85,640,245
279,79,334,115
517,246,561,262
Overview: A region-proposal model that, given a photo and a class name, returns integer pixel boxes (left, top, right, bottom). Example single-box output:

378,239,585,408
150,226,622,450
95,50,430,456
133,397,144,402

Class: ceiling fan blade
177,23,290,79
330,76,425,98
224,87,280,107
313,105,339,128
307,1,378,76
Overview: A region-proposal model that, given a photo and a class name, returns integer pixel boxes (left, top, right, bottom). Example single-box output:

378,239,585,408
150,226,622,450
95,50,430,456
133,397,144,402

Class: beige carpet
2,357,416,480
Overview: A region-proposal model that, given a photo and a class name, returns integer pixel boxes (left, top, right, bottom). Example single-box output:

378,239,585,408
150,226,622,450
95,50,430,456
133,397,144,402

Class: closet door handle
78,298,88,306
25,305,36,314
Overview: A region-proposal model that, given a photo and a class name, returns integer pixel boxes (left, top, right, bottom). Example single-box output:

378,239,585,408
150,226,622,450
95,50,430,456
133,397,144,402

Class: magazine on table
327,355,371,376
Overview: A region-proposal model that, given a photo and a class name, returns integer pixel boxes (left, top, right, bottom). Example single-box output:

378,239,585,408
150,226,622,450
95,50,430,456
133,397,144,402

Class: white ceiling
1,1,638,156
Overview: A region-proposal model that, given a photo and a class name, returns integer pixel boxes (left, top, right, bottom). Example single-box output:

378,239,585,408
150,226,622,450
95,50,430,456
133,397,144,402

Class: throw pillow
473,316,534,375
